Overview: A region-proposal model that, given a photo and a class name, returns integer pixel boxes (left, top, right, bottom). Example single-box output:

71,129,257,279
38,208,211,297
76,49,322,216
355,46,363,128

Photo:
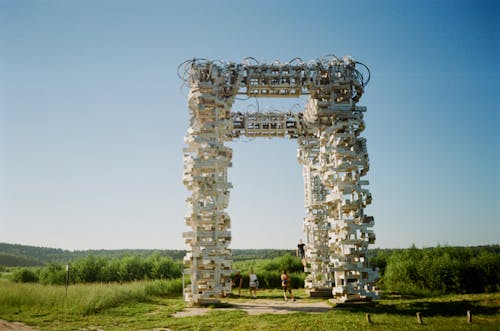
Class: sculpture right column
319,105,378,302
301,56,379,302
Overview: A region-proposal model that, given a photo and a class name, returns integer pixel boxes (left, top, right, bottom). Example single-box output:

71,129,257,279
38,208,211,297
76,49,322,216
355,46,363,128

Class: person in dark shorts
232,270,243,296
281,270,295,302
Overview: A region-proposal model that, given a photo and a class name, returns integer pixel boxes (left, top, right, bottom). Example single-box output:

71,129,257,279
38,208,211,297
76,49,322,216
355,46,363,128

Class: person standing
297,239,306,268
232,270,243,296
281,270,295,302
249,269,258,299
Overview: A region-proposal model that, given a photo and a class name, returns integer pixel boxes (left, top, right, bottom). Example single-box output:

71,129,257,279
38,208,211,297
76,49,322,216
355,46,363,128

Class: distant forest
1,242,498,268
0,243,296,266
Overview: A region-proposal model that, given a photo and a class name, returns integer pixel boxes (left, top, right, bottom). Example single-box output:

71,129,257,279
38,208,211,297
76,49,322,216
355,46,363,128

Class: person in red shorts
281,270,295,302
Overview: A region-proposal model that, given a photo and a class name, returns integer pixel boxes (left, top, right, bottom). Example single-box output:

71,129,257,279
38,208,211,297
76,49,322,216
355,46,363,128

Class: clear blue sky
1,0,498,250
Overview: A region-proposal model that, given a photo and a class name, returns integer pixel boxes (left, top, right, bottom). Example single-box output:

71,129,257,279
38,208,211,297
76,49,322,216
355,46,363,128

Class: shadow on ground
173,293,500,318
336,298,499,317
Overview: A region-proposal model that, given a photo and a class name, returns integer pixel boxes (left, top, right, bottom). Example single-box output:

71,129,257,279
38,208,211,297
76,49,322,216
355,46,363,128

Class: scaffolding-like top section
178,56,370,101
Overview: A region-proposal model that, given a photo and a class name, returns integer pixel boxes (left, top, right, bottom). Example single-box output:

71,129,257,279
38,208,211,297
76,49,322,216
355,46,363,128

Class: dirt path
172,298,332,317
0,319,39,331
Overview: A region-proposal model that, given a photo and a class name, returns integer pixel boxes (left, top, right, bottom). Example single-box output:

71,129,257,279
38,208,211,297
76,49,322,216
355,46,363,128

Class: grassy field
0,281,498,331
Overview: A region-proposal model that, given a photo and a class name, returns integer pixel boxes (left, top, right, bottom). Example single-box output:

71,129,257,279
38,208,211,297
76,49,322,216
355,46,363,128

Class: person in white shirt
249,269,258,298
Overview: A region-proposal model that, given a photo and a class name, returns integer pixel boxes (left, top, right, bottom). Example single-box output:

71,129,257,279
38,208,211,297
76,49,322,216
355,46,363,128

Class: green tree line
0,243,293,266
0,253,41,267
0,243,186,265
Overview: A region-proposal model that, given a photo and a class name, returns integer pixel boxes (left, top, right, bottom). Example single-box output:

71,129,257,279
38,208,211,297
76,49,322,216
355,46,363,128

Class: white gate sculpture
180,55,378,304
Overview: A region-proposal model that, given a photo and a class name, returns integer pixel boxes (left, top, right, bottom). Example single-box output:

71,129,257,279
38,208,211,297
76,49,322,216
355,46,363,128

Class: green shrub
39,263,67,285
256,270,281,288
118,255,149,281
11,268,39,283
100,258,122,282
72,255,106,283
382,246,500,295
260,254,303,274
148,254,182,280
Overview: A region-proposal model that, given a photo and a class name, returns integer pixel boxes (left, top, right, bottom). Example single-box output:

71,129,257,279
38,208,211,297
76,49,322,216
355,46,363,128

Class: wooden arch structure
180,56,378,304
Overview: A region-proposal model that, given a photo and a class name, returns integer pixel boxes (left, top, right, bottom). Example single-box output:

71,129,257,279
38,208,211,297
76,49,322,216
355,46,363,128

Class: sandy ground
172,298,332,317
0,319,39,331
0,320,177,331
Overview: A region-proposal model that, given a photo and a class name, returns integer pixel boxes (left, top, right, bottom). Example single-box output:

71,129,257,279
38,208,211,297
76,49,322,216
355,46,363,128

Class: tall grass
0,278,183,315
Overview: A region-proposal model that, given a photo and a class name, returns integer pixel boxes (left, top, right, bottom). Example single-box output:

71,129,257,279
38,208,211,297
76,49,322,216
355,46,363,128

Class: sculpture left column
182,61,241,304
